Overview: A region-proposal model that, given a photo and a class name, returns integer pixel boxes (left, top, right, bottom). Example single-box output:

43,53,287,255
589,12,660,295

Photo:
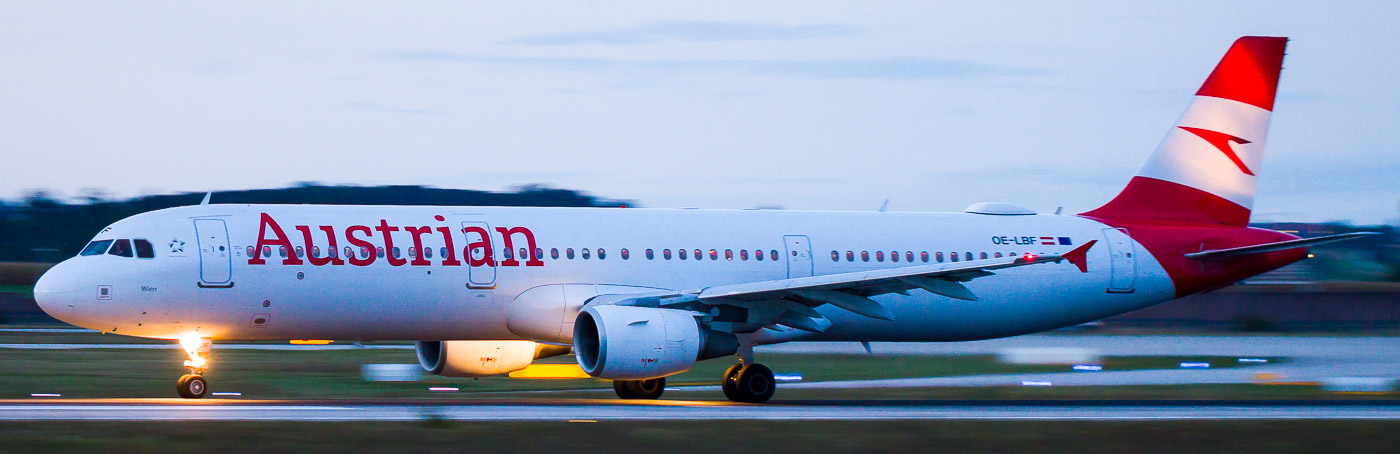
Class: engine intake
573,305,737,380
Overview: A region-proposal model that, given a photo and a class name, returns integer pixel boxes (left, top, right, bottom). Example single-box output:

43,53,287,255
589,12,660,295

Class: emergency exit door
784,235,813,278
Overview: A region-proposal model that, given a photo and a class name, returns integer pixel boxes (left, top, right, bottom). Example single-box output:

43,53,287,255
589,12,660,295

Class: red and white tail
1083,36,1288,227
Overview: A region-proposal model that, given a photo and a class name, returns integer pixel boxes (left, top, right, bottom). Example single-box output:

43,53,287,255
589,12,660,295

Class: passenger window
965,252,973,262
376,247,385,258
950,252,959,262
754,250,763,261
502,248,512,260
245,245,255,258
740,249,749,261
770,250,778,261
597,249,605,260
663,249,672,260
891,251,899,262
621,248,630,260
582,248,590,260
980,252,988,260
846,251,854,262
921,251,929,262
876,251,884,262
133,239,155,259
535,248,543,260
551,248,560,259
295,246,305,258
831,250,839,262
725,249,733,261
709,249,718,260
645,249,654,260
695,249,703,261
566,248,575,259
995,252,1003,258
679,249,688,260
329,247,338,259
861,251,869,262
263,246,272,258
279,246,287,258
391,247,400,259
906,251,914,262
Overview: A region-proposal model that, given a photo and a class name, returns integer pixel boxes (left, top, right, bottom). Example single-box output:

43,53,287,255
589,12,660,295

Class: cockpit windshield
108,239,133,258
79,238,155,259
80,240,114,256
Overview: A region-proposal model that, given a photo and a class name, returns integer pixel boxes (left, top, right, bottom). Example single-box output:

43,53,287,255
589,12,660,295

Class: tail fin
1082,36,1288,226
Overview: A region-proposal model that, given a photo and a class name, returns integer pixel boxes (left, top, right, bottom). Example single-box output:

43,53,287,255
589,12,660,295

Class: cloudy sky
2,1,1397,223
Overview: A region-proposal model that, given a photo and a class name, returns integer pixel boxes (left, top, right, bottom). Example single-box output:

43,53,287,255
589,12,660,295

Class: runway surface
2,399,1400,421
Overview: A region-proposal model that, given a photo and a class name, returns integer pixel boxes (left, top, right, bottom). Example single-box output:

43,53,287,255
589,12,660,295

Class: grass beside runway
1,420,1398,453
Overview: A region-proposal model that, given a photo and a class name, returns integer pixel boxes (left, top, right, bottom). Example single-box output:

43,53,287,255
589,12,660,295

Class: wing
1183,232,1378,261
612,240,1097,334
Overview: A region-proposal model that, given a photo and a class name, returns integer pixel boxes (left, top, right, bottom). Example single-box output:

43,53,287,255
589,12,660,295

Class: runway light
211,392,242,397
428,387,459,392
773,373,804,383
1021,381,1052,386
1238,358,1269,364
29,393,61,397
1179,362,1210,369
1072,364,1103,371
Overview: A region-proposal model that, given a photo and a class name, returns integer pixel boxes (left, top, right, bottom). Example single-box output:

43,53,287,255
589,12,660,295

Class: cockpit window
108,239,134,258
133,239,155,259
81,240,114,256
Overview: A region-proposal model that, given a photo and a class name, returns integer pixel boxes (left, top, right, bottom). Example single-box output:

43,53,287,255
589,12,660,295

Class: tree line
0,184,631,263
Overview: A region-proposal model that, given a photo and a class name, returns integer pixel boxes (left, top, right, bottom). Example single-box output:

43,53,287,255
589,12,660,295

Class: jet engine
415,340,571,378
572,305,738,380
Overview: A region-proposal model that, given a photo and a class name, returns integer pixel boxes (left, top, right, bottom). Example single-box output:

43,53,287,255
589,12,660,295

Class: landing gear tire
721,363,743,401
727,364,775,404
176,374,208,399
614,377,666,399
613,378,666,399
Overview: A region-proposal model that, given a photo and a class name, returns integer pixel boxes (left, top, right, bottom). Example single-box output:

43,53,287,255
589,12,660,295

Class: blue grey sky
2,1,1397,223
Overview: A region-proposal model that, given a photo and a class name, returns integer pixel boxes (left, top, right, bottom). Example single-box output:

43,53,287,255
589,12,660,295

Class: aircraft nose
33,261,77,318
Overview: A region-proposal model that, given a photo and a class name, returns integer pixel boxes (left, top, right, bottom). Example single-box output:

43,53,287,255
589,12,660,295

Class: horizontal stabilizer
1183,232,1379,261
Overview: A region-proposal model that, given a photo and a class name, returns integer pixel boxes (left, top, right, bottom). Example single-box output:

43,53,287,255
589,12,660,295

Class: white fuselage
35,204,1174,344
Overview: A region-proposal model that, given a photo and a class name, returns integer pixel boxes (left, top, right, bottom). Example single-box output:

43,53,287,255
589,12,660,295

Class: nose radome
33,261,77,318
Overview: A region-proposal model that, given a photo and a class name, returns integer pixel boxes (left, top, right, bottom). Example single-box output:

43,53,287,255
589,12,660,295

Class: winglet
1062,240,1097,273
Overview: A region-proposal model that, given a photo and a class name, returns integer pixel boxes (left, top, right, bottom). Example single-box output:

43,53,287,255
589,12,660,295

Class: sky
1,1,1397,224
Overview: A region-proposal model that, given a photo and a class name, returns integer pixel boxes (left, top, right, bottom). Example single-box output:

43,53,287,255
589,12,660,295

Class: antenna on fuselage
878,199,890,213
199,192,212,206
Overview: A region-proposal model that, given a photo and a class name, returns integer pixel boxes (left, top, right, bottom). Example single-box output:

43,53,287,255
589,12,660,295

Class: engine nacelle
415,340,570,378
573,305,738,380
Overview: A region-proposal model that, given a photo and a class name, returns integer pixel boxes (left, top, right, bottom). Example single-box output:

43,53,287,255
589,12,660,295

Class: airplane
32,36,1372,402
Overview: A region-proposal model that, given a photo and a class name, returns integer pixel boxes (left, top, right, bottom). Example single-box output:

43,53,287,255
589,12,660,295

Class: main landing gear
609,336,777,403
176,336,212,399
613,377,666,399
721,337,774,403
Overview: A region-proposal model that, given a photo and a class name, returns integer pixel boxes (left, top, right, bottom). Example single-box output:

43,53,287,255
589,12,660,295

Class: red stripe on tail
1195,36,1288,111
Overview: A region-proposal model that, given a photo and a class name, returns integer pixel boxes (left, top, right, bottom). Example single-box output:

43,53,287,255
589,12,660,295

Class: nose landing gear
176,336,212,399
